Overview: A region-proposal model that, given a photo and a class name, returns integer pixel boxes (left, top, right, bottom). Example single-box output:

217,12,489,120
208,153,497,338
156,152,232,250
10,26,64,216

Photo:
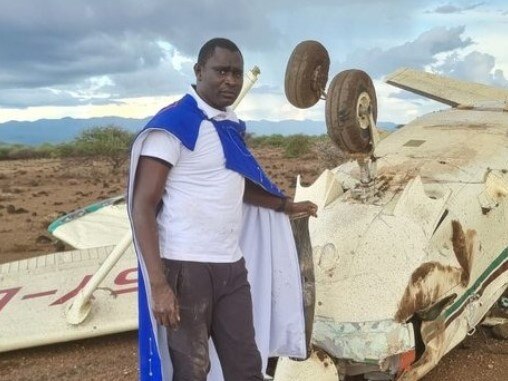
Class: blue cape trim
138,267,162,380
142,94,284,198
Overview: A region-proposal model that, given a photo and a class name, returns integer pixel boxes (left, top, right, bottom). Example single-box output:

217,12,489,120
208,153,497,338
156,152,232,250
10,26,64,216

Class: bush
56,143,79,158
0,146,11,160
6,147,38,160
247,134,287,149
0,142,63,160
73,125,134,172
0,126,134,168
262,134,287,148
283,135,312,158
35,143,60,159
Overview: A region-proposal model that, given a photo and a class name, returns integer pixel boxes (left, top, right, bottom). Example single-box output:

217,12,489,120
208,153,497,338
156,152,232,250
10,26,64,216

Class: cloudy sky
1,0,507,124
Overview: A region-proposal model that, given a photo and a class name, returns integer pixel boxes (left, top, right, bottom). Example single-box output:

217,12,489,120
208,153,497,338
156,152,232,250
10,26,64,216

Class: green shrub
247,134,287,149
262,134,286,148
283,135,312,158
0,143,69,160
7,147,38,160
72,125,134,172
55,143,78,158
35,143,60,159
0,146,11,160
0,126,134,166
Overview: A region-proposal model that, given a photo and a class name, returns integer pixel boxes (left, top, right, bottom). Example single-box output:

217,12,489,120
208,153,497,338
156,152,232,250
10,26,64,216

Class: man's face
194,47,244,110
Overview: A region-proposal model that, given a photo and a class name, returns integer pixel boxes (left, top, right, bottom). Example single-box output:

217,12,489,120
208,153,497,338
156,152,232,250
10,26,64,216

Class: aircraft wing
0,245,138,352
1,199,136,353
385,67,508,106
48,196,129,249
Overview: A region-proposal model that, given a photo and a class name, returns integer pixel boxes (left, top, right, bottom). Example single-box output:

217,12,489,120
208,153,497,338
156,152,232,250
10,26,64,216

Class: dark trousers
163,257,263,381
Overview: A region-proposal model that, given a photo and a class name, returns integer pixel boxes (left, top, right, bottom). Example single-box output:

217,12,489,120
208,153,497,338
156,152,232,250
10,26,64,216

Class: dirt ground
0,149,507,380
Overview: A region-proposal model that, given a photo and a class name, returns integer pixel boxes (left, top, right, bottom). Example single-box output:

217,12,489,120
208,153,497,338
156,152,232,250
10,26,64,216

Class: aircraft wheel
325,70,377,155
285,40,330,109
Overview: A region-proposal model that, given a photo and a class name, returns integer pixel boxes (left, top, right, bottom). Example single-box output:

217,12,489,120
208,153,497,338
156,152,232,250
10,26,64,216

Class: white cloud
376,81,445,124
437,51,508,87
0,95,181,123
337,26,473,78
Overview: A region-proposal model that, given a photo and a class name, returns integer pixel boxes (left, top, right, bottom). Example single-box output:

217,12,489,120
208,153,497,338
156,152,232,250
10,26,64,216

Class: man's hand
151,282,180,329
285,200,318,218
243,179,318,218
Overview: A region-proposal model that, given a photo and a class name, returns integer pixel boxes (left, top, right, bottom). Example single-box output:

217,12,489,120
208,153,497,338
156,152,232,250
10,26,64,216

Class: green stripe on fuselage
444,247,508,320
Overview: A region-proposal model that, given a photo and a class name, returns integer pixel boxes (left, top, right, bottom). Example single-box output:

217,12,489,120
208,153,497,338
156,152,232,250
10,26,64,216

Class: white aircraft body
273,42,508,381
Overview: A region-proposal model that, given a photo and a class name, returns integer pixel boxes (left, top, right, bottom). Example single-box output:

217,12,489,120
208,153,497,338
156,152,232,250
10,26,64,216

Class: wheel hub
356,91,372,130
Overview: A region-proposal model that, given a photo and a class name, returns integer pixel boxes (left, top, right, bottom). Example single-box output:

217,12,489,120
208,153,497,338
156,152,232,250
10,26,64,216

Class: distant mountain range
0,116,397,146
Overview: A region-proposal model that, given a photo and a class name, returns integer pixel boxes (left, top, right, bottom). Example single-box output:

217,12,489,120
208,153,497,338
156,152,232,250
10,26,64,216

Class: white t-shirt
140,88,245,263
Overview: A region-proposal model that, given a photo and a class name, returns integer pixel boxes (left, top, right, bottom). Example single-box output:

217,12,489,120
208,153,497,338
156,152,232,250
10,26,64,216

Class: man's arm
243,179,318,217
131,156,179,328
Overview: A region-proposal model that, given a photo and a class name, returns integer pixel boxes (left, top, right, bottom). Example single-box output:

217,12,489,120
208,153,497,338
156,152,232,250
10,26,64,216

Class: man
129,38,317,381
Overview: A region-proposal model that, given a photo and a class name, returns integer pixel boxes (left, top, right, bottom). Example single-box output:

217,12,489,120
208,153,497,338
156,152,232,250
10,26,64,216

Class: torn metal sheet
290,215,315,355
312,318,415,363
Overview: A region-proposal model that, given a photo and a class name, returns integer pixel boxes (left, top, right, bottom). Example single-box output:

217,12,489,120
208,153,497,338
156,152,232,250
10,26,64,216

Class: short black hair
197,38,242,66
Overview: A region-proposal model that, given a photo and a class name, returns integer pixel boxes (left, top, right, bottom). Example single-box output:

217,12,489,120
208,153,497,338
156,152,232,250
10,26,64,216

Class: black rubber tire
325,70,377,155
285,40,330,109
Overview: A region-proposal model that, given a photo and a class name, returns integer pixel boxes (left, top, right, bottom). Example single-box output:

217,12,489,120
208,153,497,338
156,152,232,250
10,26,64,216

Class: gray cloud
336,26,473,78
0,58,194,109
0,0,493,112
104,60,194,99
0,0,284,91
0,89,81,109
0,0,289,107
428,2,485,14
0,0,428,92
0,87,125,109
0,33,166,89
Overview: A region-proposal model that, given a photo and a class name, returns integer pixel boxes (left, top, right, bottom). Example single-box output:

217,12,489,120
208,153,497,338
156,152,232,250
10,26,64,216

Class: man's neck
192,85,226,111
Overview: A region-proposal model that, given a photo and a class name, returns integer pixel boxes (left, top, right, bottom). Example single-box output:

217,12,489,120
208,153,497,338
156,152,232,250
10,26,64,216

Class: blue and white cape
127,95,306,380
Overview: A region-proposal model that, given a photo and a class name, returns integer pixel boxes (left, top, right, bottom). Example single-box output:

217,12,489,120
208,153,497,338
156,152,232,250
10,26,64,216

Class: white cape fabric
128,130,306,380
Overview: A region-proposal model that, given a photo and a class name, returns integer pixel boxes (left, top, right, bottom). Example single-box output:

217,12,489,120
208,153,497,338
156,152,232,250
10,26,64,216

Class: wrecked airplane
273,41,508,381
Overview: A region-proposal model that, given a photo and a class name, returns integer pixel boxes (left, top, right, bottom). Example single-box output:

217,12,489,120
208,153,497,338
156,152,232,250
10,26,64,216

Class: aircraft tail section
385,67,508,107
